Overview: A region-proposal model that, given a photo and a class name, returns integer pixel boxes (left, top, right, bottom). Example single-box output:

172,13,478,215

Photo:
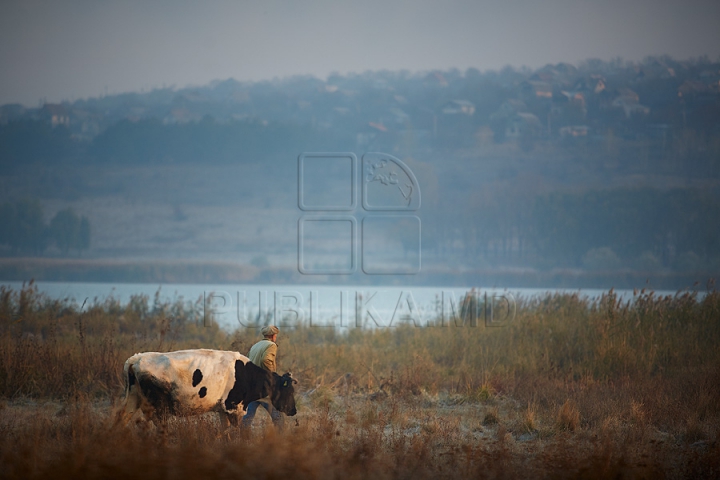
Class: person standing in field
242,325,283,428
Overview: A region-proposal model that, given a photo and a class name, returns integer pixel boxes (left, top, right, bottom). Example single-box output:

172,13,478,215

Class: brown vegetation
1,282,719,478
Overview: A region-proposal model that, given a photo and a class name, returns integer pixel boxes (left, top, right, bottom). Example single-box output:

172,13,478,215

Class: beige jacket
247,339,277,373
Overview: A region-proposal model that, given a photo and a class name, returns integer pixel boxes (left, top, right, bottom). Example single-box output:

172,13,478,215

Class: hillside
1,57,719,287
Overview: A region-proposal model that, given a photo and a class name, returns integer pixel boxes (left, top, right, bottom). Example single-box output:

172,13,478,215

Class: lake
1,280,684,331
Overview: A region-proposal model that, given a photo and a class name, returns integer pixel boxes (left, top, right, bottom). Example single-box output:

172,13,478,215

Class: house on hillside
621,103,651,117
678,80,719,104
40,103,70,128
699,69,720,87
441,100,475,116
554,62,578,77
505,112,542,139
551,90,588,126
560,90,586,109
356,121,390,149
175,91,207,103
573,75,606,94
163,108,196,124
490,99,527,120
520,81,553,100
126,106,149,122
424,71,448,87
529,70,556,83
638,58,677,80
611,88,650,118
613,88,639,105
70,108,102,141
559,125,588,138
489,100,530,142
368,121,388,132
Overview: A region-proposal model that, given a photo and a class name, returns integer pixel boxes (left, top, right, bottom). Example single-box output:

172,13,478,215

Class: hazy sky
1,0,719,106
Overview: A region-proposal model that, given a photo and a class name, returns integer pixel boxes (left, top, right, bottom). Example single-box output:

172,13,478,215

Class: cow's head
270,372,297,416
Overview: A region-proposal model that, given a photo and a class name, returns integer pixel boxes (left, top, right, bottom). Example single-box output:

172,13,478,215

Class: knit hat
261,325,279,337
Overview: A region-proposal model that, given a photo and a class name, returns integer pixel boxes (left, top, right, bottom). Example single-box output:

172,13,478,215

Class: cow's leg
270,409,285,431
218,411,234,428
218,412,229,428
114,386,142,427
117,392,158,431
114,363,145,427
217,412,239,440
222,411,239,427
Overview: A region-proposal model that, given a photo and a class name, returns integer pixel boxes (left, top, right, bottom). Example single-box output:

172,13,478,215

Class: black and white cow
117,349,297,426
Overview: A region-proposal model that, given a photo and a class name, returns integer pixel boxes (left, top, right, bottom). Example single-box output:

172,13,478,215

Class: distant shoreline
0,257,714,291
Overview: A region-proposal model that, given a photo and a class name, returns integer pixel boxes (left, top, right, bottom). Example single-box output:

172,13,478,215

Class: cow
116,349,297,427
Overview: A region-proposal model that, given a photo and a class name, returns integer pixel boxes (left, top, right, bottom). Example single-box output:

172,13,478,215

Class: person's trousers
241,398,283,428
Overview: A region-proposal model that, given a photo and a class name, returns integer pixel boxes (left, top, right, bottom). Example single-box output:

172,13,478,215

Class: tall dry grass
0,282,226,398
1,282,719,478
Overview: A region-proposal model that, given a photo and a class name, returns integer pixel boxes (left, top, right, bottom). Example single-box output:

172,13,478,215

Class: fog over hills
1,57,719,288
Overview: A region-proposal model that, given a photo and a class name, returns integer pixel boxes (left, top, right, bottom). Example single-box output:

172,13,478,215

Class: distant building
610,88,650,118
424,71,448,87
70,108,102,141
621,103,651,117
40,103,70,128
492,99,527,118
529,70,556,83
573,75,606,94
356,121,390,148
559,125,589,138
699,69,720,86
368,121,388,132
441,100,475,116
520,81,553,100
505,113,542,139
638,58,677,80
560,90,586,109
678,80,719,103
163,108,195,124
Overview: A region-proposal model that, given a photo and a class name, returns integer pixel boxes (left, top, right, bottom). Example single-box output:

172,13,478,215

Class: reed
1,282,718,477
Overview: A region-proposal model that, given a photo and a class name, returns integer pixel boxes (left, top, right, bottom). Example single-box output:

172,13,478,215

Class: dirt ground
1,389,717,479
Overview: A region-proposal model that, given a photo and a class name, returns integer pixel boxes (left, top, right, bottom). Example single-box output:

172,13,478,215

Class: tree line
432,187,720,271
0,117,354,168
0,200,90,255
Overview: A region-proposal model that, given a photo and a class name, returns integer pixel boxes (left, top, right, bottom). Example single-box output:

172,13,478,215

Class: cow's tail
124,362,136,398
112,358,139,427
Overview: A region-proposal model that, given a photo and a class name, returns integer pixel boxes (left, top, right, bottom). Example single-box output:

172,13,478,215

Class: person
241,325,283,428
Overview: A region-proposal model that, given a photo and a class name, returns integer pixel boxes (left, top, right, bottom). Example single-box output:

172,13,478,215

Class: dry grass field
1,282,719,478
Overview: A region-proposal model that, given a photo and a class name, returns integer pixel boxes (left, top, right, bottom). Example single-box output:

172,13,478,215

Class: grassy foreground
1,282,719,478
